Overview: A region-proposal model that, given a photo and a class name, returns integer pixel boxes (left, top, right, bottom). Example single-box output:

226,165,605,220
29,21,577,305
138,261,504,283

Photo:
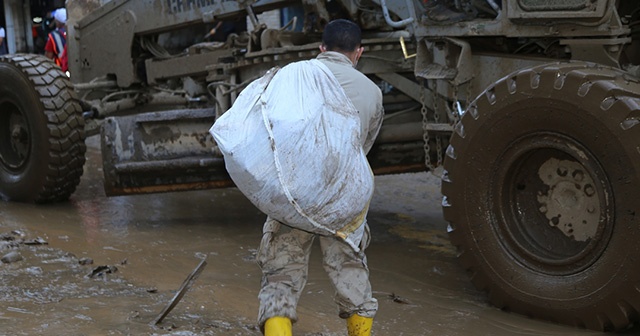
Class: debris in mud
1,251,23,263
390,292,412,304
0,227,160,336
373,291,413,305
1,230,23,246
151,258,208,325
242,249,258,262
158,322,178,331
0,231,52,264
205,320,234,331
23,237,48,245
23,266,43,275
0,233,16,241
79,257,94,265
0,240,20,250
10,230,25,237
432,266,444,275
87,265,119,278
0,230,47,247
7,306,32,314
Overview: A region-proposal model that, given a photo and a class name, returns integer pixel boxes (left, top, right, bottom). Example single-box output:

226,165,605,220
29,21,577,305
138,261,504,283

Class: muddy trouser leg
319,223,378,319
257,217,315,329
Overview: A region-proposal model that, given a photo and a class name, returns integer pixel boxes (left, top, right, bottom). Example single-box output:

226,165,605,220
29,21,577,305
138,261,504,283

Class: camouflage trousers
257,216,378,328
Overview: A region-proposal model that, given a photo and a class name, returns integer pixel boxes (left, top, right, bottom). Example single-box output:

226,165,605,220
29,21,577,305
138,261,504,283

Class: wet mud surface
1,137,638,335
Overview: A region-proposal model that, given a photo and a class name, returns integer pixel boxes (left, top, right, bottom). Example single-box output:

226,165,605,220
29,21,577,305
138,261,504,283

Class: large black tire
442,62,640,331
0,54,86,203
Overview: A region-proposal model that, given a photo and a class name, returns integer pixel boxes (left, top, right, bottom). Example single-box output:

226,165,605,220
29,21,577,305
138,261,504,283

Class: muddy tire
0,54,86,203
442,62,640,331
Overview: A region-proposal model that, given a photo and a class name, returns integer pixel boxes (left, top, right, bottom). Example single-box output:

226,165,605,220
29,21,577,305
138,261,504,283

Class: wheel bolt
584,184,595,197
572,170,584,182
557,166,568,177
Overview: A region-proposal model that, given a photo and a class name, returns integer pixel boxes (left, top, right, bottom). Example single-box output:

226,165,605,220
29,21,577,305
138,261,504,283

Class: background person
0,26,7,55
44,8,68,71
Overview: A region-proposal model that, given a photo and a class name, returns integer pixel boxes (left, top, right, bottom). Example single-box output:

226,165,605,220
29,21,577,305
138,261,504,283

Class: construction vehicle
0,0,639,331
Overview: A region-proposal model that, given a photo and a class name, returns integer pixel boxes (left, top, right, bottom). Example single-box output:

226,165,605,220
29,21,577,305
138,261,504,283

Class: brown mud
0,137,637,335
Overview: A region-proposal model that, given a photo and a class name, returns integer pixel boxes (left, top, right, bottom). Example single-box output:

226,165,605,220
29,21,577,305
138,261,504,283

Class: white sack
209,60,373,251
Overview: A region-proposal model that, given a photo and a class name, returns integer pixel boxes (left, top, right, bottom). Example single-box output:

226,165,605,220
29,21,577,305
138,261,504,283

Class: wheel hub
0,103,30,170
494,133,613,275
11,123,27,142
537,158,600,242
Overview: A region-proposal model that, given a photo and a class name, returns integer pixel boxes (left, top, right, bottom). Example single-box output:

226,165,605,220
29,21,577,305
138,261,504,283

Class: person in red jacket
44,8,68,72
0,26,7,55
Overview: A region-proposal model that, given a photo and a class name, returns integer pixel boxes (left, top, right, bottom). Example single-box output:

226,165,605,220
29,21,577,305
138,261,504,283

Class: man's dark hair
322,19,361,52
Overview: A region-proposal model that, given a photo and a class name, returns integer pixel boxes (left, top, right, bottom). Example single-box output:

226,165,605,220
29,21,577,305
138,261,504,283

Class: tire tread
442,61,640,331
3,54,86,203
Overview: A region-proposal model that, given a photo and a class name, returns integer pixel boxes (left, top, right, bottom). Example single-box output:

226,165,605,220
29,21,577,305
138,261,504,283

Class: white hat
53,8,67,24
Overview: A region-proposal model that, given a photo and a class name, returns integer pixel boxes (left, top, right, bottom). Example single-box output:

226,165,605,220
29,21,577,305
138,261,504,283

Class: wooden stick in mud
151,258,208,325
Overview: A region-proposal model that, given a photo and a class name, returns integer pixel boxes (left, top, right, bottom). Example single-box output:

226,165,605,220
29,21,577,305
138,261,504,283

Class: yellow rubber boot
347,314,373,336
264,316,292,336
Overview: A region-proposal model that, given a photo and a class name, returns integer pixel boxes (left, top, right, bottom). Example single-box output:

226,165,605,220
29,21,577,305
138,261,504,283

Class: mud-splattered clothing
317,51,384,154
257,218,377,326
257,51,383,328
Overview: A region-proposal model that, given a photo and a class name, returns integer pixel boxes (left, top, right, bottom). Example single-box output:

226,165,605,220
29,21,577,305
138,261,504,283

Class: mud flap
101,108,233,196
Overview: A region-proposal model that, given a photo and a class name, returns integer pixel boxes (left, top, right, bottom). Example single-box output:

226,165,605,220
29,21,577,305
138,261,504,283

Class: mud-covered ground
0,137,638,336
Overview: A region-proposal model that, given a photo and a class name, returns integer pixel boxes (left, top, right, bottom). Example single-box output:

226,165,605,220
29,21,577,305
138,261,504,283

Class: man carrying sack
210,19,383,336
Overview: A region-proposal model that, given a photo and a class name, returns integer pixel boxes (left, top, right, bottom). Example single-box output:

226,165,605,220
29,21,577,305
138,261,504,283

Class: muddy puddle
0,137,637,335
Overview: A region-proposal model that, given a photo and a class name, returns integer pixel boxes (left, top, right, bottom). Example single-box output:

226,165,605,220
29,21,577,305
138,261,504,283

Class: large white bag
209,59,373,250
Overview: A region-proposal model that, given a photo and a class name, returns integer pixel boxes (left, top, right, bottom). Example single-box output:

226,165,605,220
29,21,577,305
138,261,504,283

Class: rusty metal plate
101,108,233,196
